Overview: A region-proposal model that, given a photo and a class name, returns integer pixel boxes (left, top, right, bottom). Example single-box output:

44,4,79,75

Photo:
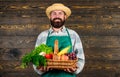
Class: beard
50,18,65,28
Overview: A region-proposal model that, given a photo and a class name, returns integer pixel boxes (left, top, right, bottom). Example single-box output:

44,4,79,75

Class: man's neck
52,27,63,32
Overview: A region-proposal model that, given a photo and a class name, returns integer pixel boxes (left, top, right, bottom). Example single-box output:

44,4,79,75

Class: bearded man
33,3,85,77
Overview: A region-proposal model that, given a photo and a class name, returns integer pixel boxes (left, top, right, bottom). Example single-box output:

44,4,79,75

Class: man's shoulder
67,28,77,34
67,28,80,38
40,30,49,34
37,30,49,37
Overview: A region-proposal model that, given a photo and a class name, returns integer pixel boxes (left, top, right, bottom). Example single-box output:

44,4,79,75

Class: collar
49,26,67,34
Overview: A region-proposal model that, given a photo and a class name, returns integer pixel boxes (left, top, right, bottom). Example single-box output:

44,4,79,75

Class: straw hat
46,3,71,19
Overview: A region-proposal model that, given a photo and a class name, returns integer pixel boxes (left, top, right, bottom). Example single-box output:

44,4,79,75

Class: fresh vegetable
20,44,53,69
57,46,71,56
39,52,46,56
32,55,47,66
60,55,69,60
45,54,53,59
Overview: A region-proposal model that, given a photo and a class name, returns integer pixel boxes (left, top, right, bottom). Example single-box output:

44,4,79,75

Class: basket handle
54,40,59,54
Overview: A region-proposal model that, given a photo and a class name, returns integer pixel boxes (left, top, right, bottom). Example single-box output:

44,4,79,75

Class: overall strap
66,28,73,51
46,30,50,45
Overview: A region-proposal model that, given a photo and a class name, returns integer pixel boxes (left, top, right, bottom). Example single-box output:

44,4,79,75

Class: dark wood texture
0,0,120,77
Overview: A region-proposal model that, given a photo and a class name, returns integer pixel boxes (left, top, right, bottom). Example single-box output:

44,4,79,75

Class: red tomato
45,54,53,59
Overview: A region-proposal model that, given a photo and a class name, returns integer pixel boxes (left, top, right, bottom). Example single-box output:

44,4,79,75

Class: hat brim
46,4,71,19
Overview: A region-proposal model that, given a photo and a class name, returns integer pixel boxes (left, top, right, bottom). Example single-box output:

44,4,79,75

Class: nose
55,14,60,18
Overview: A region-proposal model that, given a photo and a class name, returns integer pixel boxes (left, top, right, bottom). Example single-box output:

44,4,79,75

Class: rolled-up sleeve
72,31,85,74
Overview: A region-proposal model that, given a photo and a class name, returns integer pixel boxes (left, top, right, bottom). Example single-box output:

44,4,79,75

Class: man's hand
36,66,49,72
64,67,77,73
36,66,77,73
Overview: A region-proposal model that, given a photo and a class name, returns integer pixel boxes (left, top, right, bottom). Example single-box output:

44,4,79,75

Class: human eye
59,11,65,16
51,12,56,16
59,12,63,15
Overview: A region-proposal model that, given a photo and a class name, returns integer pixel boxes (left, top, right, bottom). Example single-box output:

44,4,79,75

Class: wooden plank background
0,0,120,77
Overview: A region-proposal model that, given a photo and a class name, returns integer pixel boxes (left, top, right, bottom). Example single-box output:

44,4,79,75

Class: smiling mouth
52,18,62,23
54,19,61,22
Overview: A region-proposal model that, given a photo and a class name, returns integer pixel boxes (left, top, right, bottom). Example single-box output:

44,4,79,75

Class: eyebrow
50,11,66,15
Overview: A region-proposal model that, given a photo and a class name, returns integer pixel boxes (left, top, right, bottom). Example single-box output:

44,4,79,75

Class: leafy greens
21,44,53,68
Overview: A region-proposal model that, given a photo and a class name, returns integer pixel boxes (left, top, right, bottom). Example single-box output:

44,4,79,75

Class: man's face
50,10,66,28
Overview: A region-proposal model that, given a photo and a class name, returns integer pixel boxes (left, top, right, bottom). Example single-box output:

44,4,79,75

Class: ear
64,15,67,20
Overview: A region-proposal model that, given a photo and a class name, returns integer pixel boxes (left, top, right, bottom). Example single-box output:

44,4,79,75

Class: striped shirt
33,26,85,75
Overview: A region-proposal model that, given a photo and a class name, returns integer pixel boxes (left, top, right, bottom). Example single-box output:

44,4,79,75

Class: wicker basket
46,40,78,70
47,59,77,69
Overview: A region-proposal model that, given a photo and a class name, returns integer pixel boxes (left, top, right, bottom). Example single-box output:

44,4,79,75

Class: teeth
55,20,60,21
